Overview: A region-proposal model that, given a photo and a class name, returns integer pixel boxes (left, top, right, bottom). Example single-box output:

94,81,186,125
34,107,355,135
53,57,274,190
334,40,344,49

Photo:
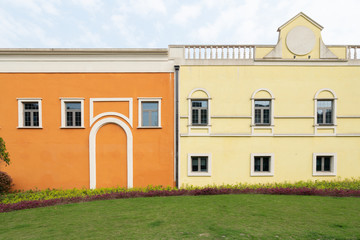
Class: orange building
0,48,175,190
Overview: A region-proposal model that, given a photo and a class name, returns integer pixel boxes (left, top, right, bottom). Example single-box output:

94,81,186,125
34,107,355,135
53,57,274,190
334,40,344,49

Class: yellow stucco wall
180,137,360,187
179,65,360,186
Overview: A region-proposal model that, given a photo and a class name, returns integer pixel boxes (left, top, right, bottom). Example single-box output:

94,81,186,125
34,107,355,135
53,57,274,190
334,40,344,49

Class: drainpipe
174,65,180,188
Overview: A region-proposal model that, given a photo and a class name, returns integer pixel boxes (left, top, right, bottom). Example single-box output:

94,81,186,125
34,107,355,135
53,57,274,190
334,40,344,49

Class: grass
0,194,360,239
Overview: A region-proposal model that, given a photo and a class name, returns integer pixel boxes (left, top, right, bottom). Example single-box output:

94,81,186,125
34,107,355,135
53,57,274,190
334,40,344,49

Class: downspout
174,65,180,188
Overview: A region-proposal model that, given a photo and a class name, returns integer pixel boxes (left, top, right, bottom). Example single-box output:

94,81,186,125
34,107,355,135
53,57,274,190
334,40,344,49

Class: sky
0,0,359,48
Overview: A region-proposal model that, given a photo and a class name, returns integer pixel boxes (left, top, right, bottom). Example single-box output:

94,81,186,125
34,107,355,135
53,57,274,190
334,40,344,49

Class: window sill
60,127,85,129
188,125,211,127
250,173,274,177
315,124,336,127
137,126,162,129
251,125,274,127
17,127,43,129
188,173,211,177
313,172,336,176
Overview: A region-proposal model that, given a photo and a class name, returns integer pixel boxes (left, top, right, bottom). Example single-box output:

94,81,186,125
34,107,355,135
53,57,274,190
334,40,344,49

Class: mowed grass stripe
0,194,359,239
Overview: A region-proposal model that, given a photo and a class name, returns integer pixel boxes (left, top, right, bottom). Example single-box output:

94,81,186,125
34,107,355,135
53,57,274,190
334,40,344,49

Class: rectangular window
188,153,212,176
18,98,42,128
317,100,333,125
138,98,161,128
191,156,208,172
254,100,271,125
251,153,274,176
191,100,208,125
142,102,159,127
23,102,39,127
65,102,82,127
254,156,270,172
60,98,84,128
313,153,337,176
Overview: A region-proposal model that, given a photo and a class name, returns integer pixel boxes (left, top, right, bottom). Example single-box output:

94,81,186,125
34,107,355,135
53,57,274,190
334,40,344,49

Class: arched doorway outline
89,117,133,189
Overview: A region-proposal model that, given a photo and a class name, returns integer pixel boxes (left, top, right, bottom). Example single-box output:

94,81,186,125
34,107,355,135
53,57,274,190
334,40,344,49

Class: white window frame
314,88,337,135
312,153,337,176
187,153,212,177
250,153,274,176
17,98,42,128
251,88,275,135
187,88,211,135
138,98,161,128
60,98,85,128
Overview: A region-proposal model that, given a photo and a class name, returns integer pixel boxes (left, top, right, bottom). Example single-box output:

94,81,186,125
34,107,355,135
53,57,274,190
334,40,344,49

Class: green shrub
0,137,10,165
0,171,13,193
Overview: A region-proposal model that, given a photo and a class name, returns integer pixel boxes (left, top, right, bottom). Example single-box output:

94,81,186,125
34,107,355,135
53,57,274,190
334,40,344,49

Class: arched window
251,88,275,127
188,88,211,126
314,88,337,126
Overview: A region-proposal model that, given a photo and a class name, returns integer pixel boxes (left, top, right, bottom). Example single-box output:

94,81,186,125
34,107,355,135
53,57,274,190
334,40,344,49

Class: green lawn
0,194,359,239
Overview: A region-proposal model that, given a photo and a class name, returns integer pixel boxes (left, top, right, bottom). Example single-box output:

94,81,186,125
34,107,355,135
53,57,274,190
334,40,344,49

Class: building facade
169,13,360,187
0,49,175,190
0,13,359,190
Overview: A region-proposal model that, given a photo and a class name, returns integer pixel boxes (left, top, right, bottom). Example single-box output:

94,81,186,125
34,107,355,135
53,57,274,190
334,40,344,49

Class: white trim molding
60,98,85,128
187,88,211,99
137,98,162,128
250,153,275,177
188,88,211,135
17,98,43,128
187,153,212,177
312,153,337,176
314,88,337,135
89,98,133,127
251,88,275,135
89,117,133,189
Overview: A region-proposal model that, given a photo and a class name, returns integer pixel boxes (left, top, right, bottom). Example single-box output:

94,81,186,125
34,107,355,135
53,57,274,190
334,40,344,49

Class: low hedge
1,178,360,212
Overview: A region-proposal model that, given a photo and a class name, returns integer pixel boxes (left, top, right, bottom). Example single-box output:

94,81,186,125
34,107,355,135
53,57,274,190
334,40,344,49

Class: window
188,153,211,176
251,89,274,133
18,98,42,128
138,98,161,128
191,100,208,125
254,100,271,125
192,156,208,172
66,102,82,127
254,156,270,172
251,153,274,176
24,102,39,127
60,98,84,128
142,102,158,126
317,100,333,125
313,153,337,176
314,89,337,134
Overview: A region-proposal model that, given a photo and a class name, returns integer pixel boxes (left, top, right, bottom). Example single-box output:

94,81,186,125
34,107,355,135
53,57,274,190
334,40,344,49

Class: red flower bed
1,187,360,213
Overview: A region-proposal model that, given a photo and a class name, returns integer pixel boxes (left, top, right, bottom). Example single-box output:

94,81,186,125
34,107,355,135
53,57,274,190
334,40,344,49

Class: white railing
184,45,255,60
348,46,360,59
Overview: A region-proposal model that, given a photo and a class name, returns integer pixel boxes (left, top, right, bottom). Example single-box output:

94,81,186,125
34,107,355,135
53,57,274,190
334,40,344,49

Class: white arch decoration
314,88,337,99
89,117,133,189
188,88,211,98
251,88,274,99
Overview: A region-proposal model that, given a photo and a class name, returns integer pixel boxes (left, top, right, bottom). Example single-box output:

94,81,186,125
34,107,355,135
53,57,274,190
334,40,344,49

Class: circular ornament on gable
286,26,315,55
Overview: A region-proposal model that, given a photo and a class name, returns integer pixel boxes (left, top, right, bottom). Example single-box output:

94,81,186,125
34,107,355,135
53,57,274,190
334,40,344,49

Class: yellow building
169,12,360,187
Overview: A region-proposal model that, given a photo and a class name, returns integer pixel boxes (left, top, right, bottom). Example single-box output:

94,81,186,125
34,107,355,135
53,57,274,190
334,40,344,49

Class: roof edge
277,12,324,32
0,48,168,55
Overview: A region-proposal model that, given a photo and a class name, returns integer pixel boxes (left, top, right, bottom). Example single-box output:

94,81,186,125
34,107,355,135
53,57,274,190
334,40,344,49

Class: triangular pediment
264,12,338,60
278,12,323,32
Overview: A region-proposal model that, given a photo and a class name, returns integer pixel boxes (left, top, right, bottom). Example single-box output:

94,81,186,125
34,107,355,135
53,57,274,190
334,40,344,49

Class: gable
264,12,338,60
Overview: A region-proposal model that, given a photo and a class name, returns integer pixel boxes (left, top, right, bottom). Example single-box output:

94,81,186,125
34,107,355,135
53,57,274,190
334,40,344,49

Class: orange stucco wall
0,73,174,190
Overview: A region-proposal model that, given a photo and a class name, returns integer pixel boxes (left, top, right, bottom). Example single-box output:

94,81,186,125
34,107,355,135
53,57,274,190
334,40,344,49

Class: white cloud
117,0,167,16
3,0,61,15
111,14,142,46
0,0,360,47
70,0,103,12
173,4,202,25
